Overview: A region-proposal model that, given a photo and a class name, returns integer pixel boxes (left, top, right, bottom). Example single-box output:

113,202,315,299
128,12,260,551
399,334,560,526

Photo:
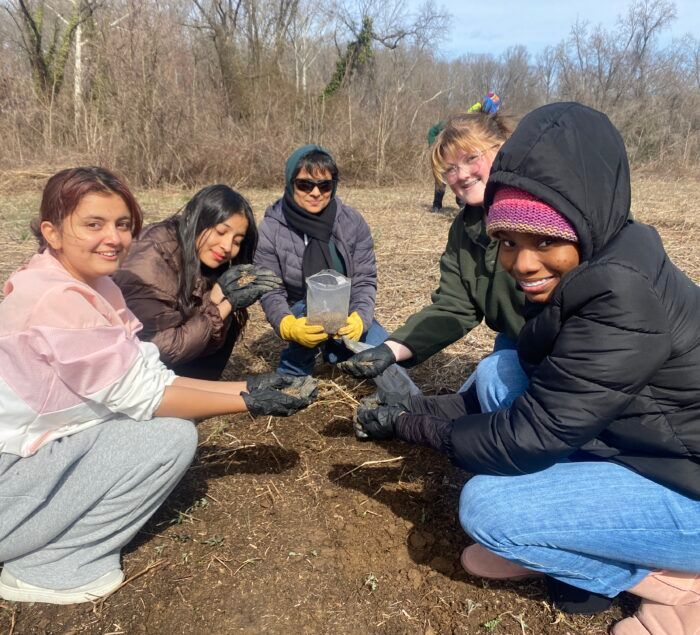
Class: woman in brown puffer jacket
113,185,281,379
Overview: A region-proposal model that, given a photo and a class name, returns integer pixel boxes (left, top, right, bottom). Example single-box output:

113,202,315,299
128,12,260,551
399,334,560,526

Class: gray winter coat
254,197,378,334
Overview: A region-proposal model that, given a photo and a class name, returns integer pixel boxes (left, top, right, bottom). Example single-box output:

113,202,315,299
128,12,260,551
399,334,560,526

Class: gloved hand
337,343,396,378
279,315,329,348
246,372,304,393
354,403,404,440
377,385,413,411
241,384,317,417
217,264,282,311
336,311,363,341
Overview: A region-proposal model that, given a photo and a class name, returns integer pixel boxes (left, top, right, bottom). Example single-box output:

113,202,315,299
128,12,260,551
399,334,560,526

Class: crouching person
354,103,700,633
254,144,388,377
0,167,315,605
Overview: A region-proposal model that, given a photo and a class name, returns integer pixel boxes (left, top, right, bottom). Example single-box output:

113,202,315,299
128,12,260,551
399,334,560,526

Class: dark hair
174,184,257,332
291,150,339,182
32,166,143,251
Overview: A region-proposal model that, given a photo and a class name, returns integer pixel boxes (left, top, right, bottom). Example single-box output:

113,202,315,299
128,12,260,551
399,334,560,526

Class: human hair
173,184,257,332
291,150,339,182
31,166,143,252
431,112,514,182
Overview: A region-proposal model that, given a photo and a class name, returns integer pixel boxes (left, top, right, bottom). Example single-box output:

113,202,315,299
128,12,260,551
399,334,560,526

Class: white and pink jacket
0,251,176,457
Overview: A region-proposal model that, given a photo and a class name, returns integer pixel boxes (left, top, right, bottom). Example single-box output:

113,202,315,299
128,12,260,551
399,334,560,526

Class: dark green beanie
284,144,334,191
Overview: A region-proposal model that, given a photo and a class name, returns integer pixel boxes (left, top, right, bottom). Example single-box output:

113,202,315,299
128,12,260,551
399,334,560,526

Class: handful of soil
280,375,318,399
236,272,257,286
307,311,347,335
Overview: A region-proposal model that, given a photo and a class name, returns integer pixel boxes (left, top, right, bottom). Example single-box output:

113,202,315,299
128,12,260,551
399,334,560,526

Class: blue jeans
278,301,389,376
459,461,700,597
458,334,530,412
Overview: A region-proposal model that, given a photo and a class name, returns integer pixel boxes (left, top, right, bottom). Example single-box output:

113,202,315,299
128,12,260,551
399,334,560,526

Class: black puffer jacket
450,102,700,499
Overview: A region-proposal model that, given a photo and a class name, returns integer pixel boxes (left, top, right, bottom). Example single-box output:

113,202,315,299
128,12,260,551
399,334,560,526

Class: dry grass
1,175,698,395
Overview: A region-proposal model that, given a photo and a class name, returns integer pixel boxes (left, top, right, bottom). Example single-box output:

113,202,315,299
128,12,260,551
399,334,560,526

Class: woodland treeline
1,0,698,186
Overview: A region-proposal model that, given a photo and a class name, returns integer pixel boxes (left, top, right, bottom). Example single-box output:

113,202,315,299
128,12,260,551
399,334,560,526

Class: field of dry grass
0,175,698,634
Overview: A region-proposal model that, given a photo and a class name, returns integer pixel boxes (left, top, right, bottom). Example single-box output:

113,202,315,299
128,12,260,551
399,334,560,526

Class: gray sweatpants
0,416,197,589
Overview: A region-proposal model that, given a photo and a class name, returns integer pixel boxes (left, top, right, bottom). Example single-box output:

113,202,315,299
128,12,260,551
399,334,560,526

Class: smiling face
442,146,498,207
196,213,249,269
292,167,333,214
497,231,580,303
41,192,134,286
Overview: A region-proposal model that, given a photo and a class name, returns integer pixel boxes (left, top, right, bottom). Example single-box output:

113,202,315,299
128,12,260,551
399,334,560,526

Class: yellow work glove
279,314,329,348
336,311,364,341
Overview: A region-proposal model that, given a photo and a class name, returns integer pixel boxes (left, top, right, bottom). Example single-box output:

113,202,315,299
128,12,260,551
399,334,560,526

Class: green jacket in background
390,205,526,365
427,121,445,146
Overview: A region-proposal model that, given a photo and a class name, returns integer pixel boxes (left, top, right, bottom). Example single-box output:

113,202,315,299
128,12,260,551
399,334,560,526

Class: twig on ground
6,606,16,635
233,558,262,575
333,456,405,481
93,559,167,610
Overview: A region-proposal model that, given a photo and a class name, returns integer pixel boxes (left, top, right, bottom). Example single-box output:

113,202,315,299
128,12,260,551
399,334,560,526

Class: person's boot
612,571,700,634
462,545,612,614
460,544,542,580
431,187,444,213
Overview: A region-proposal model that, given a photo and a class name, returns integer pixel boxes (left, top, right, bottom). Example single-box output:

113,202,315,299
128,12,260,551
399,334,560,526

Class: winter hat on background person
486,186,578,243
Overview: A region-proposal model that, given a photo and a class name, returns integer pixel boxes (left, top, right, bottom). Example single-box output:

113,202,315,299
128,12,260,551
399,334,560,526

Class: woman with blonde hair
341,96,528,414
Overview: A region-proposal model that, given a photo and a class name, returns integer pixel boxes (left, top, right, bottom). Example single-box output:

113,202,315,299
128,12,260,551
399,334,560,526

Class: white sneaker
0,568,124,604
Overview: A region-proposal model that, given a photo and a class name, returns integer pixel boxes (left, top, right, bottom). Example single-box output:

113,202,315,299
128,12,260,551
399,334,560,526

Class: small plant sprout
482,617,502,631
364,573,379,592
202,535,225,547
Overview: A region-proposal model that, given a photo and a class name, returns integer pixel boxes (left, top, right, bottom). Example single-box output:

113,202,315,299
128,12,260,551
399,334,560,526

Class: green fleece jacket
390,205,526,365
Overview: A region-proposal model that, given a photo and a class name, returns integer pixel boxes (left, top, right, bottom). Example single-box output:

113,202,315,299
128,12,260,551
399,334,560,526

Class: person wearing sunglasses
254,144,388,377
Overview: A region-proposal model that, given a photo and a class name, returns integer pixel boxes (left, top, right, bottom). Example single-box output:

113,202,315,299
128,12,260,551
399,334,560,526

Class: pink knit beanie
486,187,578,242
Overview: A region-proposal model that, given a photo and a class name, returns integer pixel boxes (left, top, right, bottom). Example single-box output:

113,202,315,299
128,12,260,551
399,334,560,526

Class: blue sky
428,0,699,58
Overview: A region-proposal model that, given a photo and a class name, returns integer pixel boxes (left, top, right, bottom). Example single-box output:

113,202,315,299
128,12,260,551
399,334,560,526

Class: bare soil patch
0,179,697,634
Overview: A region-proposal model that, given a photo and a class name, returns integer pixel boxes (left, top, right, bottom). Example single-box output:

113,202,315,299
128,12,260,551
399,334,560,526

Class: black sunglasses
293,178,335,194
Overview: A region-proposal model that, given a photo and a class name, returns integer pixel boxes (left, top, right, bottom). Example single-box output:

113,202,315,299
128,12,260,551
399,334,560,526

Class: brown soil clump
308,311,347,335
237,272,257,286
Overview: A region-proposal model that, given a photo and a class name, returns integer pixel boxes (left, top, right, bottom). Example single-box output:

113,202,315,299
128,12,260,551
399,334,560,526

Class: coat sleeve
450,263,672,475
144,291,225,366
390,213,482,364
254,217,292,333
114,239,227,366
346,209,377,331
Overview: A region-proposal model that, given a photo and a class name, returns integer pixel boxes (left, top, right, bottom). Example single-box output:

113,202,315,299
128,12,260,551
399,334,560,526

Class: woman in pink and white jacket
0,167,314,605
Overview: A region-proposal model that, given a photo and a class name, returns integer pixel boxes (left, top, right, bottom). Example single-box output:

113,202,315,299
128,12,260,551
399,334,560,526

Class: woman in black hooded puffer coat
355,102,700,634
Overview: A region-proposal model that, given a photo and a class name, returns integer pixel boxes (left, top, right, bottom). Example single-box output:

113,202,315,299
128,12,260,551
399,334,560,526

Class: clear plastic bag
306,270,351,334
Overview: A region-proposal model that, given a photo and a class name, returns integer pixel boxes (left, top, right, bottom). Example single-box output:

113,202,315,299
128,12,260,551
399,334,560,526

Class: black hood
485,102,631,261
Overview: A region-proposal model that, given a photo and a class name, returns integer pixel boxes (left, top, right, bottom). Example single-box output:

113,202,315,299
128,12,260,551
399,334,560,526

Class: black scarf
282,190,338,283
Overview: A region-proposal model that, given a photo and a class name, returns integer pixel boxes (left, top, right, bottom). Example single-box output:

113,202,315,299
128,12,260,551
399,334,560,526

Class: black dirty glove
376,385,413,411
246,372,302,393
242,382,317,417
218,264,283,311
337,343,396,379
353,403,404,441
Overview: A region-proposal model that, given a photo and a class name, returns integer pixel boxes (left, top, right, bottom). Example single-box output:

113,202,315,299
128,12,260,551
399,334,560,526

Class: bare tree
3,0,97,100
536,46,557,102
286,1,332,93
623,0,676,97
